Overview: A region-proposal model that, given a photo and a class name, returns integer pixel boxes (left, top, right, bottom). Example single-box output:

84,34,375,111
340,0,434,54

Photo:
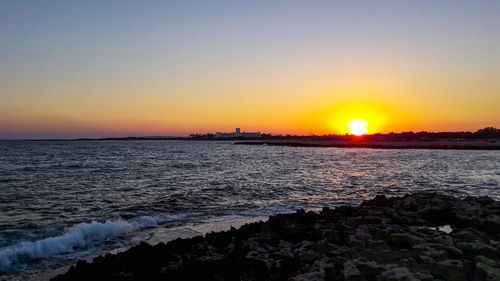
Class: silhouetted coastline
19,127,500,145
234,139,500,150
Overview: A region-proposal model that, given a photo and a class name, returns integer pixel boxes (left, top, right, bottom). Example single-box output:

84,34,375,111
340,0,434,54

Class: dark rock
51,193,500,281
473,261,500,281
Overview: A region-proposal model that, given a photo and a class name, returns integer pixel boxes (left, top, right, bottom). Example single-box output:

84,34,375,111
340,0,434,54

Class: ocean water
0,140,499,278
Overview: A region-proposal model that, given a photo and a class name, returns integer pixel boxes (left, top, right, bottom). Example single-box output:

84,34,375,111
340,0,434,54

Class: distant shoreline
234,139,500,150
2,138,499,150
3,127,499,142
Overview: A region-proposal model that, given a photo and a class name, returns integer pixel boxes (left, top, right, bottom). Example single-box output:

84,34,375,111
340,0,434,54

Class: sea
0,140,499,279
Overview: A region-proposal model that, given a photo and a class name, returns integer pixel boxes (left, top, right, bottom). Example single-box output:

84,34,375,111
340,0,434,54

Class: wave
0,214,192,268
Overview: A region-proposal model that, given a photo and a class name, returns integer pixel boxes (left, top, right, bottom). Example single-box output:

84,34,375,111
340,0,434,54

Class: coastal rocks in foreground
52,193,500,281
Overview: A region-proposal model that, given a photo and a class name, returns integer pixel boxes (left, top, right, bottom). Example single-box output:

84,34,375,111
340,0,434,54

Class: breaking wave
0,214,191,268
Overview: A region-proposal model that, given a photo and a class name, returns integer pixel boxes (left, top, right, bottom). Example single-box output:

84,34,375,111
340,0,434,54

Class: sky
0,0,498,139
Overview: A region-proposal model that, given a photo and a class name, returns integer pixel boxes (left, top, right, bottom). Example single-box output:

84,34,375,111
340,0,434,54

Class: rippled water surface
0,140,499,277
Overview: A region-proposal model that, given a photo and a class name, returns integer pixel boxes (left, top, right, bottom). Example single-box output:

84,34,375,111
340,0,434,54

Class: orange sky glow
0,1,498,139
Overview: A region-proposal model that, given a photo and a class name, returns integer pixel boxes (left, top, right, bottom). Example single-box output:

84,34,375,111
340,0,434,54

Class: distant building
215,128,261,138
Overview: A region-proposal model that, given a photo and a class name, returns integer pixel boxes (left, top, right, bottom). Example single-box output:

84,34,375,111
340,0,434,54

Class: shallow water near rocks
426,225,453,234
0,140,498,278
438,225,453,234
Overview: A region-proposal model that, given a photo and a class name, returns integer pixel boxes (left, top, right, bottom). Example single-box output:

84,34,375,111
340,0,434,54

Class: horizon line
1,127,498,141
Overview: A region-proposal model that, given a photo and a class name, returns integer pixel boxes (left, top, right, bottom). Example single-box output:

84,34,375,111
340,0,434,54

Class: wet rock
343,260,364,281
457,241,500,260
431,259,468,281
380,266,416,281
389,233,425,248
474,261,500,281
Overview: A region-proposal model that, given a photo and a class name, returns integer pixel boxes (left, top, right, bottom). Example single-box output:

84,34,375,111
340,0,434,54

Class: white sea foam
241,207,291,217
0,214,193,267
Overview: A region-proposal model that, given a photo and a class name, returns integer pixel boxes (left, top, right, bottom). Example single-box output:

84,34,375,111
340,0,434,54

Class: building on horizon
214,128,261,138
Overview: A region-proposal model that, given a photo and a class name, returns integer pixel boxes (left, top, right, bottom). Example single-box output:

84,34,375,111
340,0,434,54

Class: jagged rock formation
52,193,500,281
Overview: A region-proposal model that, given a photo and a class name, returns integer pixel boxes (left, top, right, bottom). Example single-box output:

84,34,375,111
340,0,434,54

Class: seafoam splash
0,214,192,269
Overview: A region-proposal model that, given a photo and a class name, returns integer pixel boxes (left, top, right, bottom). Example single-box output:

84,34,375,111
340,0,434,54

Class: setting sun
347,119,368,135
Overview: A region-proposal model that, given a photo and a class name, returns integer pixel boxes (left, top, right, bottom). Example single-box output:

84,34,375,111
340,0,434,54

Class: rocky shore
52,193,500,281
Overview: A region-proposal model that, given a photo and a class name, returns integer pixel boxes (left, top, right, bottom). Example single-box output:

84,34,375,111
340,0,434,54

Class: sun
347,118,368,135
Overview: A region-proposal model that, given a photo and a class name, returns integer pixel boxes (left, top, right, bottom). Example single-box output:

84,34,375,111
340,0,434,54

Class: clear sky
1,0,498,139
